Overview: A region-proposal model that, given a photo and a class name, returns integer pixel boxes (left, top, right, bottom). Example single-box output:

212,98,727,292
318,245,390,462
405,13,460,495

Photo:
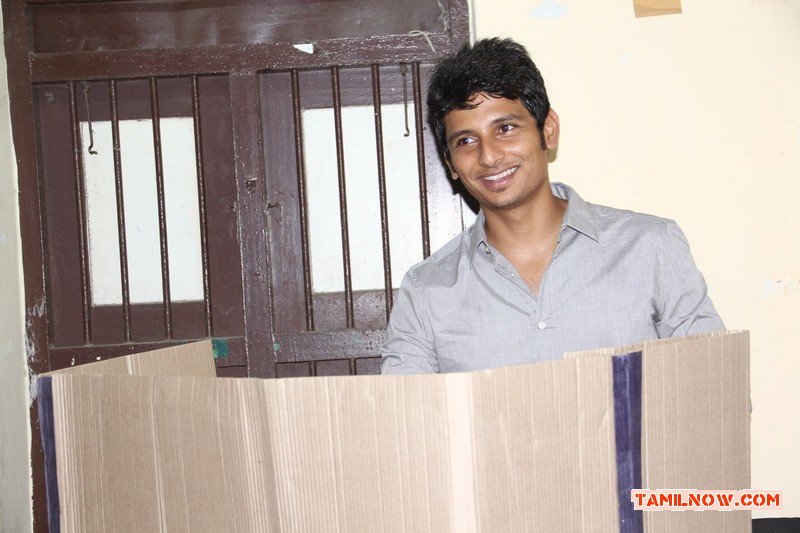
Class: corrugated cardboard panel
443,373,477,531
54,375,162,531
52,374,276,532
563,330,739,360
50,360,620,531
470,357,618,531
44,340,216,377
48,333,748,532
51,372,459,532
264,373,454,531
642,332,750,532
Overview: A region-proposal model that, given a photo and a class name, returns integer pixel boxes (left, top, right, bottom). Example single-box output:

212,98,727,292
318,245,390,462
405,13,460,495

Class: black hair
427,38,551,162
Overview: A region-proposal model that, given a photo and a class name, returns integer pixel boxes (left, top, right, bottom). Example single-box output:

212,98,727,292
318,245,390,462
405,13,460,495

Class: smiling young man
380,38,724,374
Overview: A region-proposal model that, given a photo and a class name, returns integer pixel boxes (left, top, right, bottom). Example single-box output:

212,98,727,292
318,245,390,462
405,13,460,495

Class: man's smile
478,165,519,190
481,166,518,182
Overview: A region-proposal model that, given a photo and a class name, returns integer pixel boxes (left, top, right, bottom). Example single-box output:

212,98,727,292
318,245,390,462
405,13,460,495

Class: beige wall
473,0,800,518
0,11,33,533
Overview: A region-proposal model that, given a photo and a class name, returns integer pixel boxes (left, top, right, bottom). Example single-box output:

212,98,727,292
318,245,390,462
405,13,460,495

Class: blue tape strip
37,376,60,533
612,351,643,533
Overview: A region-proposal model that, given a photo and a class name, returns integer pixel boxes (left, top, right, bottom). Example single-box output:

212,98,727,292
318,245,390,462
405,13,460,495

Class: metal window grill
34,60,468,378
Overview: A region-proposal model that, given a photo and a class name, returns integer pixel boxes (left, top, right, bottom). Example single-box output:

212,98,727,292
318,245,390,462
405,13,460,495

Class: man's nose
478,137,503,167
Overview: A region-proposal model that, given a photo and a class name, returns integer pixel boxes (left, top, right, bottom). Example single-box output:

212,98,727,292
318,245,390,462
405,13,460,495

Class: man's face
444,94,558,213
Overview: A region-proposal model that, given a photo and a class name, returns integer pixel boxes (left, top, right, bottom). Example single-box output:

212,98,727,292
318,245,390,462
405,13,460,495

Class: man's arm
380,270,439,374
654,220,725,337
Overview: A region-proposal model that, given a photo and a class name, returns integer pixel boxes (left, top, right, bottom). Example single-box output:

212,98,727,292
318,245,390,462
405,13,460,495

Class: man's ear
445,159,459,181
543,109,560,150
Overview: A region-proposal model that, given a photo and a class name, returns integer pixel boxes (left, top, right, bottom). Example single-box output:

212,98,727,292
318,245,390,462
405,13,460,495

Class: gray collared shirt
380,183,724,374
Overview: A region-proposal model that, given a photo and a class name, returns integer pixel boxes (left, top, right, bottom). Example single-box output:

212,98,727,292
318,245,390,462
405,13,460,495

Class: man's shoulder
589,201,681,245
405,226,474,289
555,183,680,246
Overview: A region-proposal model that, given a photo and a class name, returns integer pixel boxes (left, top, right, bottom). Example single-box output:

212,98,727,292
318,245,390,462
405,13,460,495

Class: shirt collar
468,182,600,268
468,211,489,268
551,182,600,244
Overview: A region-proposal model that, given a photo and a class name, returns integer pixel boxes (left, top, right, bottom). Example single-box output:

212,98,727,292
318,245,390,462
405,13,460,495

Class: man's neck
483,183,567,258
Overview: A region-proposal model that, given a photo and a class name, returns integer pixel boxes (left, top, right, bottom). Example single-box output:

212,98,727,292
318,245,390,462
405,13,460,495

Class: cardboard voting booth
38,331,750,532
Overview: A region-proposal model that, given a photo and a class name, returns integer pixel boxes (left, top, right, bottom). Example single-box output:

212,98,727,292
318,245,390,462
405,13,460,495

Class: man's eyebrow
491,113,525,124
446,114,526,144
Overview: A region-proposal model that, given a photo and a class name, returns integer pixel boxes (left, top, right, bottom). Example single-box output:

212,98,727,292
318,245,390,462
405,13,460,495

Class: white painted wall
0,12,33,533
304,103,425,292
81,118,204,305
473,0,800,518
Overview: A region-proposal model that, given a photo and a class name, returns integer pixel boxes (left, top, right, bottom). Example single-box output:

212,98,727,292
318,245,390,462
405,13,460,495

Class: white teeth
483,167,516,181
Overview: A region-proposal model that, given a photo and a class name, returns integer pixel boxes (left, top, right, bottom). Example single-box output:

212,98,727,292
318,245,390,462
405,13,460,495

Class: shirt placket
482,242,541,348
534,226,567,335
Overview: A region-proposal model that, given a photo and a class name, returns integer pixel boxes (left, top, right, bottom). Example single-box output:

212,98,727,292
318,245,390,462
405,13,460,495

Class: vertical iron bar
191,75,213,337
371,64,393,319
349,358,357,376
109,80,132,341
149,77,173,339
331,67,355,329
412,62,431,258
68,82,92,344
290,70,315,332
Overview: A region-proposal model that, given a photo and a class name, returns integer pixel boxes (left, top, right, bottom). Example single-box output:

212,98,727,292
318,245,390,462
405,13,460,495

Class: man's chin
480,194,525,212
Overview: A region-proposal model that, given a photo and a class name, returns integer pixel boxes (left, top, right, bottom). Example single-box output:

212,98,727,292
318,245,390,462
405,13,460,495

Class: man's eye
456,137,474,147
498,123,516,133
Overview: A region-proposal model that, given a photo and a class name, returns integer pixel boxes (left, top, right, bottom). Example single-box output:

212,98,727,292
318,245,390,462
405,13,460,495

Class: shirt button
537,321,546,330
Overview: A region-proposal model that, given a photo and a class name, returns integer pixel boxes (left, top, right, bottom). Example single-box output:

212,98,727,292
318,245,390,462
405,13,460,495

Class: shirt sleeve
380,269,439,374
654,220,725,337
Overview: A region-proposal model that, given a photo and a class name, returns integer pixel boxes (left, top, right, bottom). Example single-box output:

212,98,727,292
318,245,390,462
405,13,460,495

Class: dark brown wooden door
3,0,470,529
